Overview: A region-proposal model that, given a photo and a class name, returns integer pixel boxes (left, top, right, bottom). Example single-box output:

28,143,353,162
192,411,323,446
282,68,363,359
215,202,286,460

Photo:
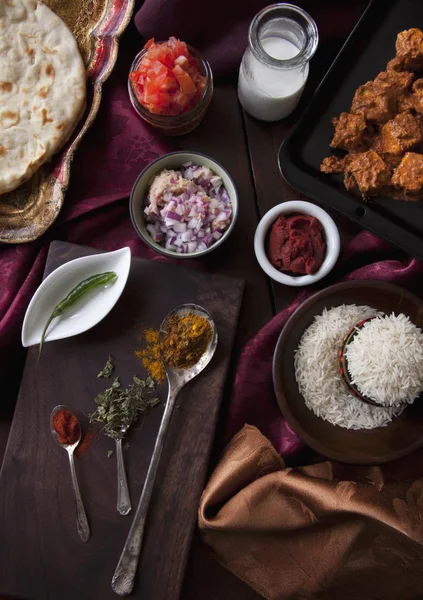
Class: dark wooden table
0,4,370,599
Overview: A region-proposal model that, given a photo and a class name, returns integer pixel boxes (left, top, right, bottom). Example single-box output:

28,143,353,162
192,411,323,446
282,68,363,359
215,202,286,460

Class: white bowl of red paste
254,201,340,287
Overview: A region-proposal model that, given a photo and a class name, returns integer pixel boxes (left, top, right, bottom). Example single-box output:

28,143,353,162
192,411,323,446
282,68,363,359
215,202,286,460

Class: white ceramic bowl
254,201,340,287
22,247,131,348
130,151,238,258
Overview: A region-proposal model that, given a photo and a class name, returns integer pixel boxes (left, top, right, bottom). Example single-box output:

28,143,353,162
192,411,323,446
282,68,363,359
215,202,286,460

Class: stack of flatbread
0,0,86,195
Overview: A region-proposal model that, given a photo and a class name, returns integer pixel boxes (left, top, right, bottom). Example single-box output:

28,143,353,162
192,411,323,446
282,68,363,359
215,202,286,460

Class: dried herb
97,355,114,378
90,375,159,440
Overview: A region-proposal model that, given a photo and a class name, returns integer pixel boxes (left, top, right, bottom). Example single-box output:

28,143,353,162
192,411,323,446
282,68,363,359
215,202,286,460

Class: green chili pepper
39,271,118,357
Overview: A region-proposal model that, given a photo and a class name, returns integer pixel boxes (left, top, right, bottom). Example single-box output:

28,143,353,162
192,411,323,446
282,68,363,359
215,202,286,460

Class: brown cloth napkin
199,425,423,600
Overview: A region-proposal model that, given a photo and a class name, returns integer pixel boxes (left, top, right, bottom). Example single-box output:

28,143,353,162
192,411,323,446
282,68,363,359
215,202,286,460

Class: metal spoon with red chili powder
50,406,90,542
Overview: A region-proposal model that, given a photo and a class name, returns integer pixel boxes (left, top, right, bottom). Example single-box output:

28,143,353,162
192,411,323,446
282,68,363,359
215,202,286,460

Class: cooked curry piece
330,112,367,151
321,156,345,174
351,81,397,124
391,152,423,198
321,28,423,200
374,69,414,94
398,93,415,113
381,112,422,154
395,28,423,70
344,151,391,195
412,79,423,114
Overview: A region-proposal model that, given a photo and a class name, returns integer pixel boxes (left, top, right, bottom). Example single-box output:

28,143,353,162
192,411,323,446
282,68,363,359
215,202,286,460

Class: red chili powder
52,408,93,457
52,408,80,446
75,430,93,457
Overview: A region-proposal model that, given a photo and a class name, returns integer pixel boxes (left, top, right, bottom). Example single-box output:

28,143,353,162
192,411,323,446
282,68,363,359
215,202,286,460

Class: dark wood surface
0,5,375,600
0,241,244,600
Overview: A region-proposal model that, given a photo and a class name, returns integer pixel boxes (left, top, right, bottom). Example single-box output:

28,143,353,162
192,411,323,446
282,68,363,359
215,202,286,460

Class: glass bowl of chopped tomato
128,37,214,136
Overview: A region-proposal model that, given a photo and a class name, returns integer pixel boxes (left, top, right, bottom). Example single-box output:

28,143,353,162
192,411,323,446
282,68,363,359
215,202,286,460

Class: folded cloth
199,425,423,600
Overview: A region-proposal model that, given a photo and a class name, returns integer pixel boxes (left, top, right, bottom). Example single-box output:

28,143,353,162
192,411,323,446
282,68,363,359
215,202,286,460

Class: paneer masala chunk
395,28,423,71
374,69,413,95
387,57,403,72
392,152,423,198
398,93,415,113
320,156,345,173
375,70,414,114
412,78,423,114
330,112,367,151
344,151,391,196
381,112,423,154
351,81,397,124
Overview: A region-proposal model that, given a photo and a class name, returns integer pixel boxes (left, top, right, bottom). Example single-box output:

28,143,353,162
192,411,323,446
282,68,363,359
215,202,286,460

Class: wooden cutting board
0,241,244,600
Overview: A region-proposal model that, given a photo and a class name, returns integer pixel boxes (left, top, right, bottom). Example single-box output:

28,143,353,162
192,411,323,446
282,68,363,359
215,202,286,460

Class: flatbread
0,0,86,195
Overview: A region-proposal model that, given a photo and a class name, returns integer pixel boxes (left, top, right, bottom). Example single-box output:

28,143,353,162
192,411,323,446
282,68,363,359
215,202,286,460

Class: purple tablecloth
2,0,413,460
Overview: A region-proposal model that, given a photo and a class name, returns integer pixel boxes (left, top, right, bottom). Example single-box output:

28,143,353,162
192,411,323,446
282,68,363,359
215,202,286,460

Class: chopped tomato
174,55,190,70
155,72,177,92
151,61,167,76
172,65,197,96
130,37,208,116
173,90,190,110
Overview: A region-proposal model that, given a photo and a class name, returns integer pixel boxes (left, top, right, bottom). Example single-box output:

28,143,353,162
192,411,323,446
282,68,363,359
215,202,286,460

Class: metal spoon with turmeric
112,304,217,596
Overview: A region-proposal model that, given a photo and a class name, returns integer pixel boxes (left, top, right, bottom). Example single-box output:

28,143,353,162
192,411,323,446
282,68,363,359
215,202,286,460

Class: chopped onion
144,164,233,254
172,222,187,233
181,230,193,242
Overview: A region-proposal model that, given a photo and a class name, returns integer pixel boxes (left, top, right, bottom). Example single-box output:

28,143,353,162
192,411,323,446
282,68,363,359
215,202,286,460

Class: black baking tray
279,0,423,259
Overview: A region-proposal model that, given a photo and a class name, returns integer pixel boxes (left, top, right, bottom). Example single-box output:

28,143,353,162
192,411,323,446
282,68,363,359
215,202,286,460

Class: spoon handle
112,386,178,595
68,449,90,543
116,437,132,516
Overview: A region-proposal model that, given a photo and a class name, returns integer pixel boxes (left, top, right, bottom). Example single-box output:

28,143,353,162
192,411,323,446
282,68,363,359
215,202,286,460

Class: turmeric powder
135,328,166,384
162,313,212,369
136,313,212,380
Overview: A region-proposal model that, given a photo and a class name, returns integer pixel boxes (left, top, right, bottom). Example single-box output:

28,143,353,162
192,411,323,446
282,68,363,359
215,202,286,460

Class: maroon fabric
135,0,368,75
0,0,402,433
225,231,423,456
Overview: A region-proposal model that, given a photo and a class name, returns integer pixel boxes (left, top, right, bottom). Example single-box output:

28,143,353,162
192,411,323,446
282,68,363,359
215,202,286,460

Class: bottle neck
248,3,318,72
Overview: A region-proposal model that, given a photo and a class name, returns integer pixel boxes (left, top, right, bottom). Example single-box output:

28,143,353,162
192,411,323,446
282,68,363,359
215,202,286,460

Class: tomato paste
267,214,326,275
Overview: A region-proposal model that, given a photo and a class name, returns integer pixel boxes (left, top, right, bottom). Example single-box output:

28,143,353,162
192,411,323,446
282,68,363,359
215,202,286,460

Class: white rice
294,304,404,430
346,313,423,407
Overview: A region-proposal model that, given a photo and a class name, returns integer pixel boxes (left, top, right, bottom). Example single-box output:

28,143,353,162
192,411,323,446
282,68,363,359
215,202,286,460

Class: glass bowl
128,44,213,136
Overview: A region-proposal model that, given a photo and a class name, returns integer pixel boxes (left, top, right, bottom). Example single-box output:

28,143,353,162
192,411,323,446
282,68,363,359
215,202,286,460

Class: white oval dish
254,200,340,287
22,247,131,348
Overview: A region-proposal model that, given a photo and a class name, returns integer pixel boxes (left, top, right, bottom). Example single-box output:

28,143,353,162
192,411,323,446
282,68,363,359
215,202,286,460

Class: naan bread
0,0,86,195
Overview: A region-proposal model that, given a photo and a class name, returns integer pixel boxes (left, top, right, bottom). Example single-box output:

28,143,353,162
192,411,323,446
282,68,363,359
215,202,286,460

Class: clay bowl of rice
339,314,423,408
272,280,423,465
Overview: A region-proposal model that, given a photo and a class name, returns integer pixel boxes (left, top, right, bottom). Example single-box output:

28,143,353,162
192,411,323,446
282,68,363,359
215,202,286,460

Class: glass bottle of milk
238,3,318,121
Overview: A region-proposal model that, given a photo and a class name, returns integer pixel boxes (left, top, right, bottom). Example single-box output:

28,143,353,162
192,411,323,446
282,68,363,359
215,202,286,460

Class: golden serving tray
0,0,134,244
